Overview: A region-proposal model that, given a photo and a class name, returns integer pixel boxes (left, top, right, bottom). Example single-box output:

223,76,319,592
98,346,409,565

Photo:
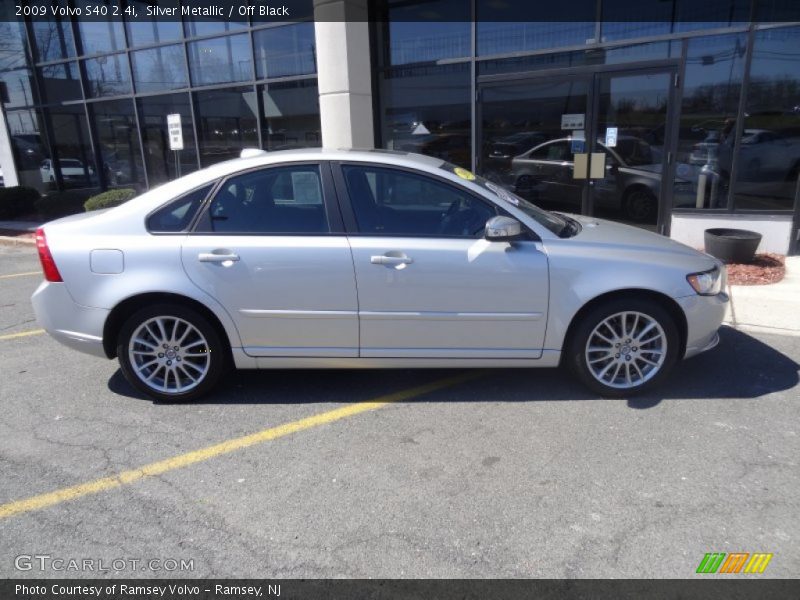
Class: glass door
478,67,678,232
591,70,676,231
479,76,592,216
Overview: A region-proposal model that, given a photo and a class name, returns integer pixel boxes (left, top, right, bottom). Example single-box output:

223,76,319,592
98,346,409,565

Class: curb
0,235,36,247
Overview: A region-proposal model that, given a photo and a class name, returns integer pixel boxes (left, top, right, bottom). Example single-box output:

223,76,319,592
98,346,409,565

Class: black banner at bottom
2,579,800,600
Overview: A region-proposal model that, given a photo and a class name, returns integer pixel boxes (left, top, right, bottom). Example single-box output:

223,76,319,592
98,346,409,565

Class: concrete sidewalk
725,255,800,337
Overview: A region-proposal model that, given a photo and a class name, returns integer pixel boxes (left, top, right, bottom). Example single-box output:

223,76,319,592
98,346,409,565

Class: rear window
147,184,213,233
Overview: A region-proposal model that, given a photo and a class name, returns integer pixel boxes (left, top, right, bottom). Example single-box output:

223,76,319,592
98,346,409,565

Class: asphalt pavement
0,245,798,578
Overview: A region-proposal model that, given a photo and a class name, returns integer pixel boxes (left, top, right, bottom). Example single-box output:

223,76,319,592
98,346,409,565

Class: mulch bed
725,253,785,286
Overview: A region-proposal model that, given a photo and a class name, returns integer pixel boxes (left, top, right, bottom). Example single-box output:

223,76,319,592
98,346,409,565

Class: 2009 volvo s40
32,149,728,401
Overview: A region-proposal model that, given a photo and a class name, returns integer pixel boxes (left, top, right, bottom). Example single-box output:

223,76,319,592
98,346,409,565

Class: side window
200,165,328,234
147,184,213,233
530,141,570,161
342,165,496,237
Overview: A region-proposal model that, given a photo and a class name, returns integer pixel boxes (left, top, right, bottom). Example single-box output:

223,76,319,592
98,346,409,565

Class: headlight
687,266,725,296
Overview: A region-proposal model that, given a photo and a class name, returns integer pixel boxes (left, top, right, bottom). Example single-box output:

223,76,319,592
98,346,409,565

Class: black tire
117,303,228,402
623,187,657,222
566,297,680,398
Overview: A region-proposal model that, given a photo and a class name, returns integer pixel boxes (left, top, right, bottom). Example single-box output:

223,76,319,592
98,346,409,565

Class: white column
313,0,374,149
0,105,19,187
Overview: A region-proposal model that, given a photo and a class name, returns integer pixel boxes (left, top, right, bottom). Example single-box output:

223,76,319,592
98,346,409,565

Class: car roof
221,147,446,171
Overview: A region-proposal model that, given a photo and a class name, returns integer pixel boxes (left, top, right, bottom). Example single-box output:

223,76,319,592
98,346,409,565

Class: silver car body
32,149,726,373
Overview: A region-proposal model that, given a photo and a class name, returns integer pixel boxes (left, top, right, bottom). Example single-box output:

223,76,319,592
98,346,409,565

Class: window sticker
485,181,519,206
454,167,476,181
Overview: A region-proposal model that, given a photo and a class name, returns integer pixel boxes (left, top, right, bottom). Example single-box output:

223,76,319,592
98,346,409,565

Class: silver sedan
31,149,728,401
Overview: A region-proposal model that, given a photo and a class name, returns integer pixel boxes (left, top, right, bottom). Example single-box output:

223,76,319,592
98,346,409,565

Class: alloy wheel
584,311,667,390
128,316,211,394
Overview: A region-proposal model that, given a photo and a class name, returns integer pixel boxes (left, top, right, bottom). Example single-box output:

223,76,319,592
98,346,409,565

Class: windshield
439,163,568,236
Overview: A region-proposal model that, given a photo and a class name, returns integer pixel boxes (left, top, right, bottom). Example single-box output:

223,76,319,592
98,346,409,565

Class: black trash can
704,228,762,263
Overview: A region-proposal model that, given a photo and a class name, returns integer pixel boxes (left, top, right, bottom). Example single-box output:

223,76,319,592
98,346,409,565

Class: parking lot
0,243,798,578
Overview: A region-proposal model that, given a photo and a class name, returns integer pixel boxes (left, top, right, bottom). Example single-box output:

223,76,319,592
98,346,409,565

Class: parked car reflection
509,136,693,222
40,158,94,186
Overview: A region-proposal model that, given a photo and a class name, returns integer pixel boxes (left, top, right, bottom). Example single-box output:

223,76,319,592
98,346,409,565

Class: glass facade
0,11,320,194
372,1,800,239
0,0,798,248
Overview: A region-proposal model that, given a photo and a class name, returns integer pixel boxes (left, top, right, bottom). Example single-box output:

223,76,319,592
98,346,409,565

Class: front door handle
370,254,413,266
198,251,240,264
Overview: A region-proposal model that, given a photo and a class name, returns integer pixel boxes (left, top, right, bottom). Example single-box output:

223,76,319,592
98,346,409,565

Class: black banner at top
3,0,800,23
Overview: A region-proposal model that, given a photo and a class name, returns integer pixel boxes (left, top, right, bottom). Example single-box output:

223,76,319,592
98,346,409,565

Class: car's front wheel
117,304,227,402
566,298,680,397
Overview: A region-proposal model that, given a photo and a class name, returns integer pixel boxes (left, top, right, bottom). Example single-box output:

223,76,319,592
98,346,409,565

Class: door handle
198,251,240,263
370,254,413,266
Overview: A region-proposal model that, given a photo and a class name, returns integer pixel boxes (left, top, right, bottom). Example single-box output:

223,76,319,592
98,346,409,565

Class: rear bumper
677,291,729,359
31,281,109,358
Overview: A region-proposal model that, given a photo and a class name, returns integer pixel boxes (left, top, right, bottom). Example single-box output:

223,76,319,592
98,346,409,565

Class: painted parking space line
0,271,40,280
0,329,45,341
0,371,482,520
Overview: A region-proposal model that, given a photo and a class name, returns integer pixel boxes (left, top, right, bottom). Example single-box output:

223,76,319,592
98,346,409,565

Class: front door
334,163,549,359
478,66,678,232
182,163,359,357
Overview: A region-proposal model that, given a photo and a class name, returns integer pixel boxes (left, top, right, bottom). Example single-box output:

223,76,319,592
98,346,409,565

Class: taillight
35,227,63,282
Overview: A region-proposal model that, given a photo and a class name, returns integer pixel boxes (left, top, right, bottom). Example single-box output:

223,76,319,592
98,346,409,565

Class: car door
181,162,359,357
333,162,549,359
511,140,583,207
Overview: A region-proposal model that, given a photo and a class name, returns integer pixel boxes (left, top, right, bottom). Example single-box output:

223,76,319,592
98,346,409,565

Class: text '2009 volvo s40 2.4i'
32,149,727,402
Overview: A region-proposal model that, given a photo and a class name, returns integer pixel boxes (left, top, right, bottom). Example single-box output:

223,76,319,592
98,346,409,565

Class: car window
201,165,328,234
147,184,213,233
342,165,496,237
530,141,570,161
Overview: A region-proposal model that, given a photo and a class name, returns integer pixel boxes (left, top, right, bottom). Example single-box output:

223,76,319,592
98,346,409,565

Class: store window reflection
5,109,49,194
131,45,188,93
188,34,252,86
84,53,132,97
194,87,259,166
138,94,198,186
31,7,76,61
78,8,126,55
258,80,321,150
733,26,800,211
90,99,145,189
48,105,96,190
672,34,746,210
38,62,83,104
378,63,471,168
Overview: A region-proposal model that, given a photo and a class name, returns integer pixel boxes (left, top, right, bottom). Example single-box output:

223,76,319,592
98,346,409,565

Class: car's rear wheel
117,304,226,402
567,298,679,397
623,187,657,222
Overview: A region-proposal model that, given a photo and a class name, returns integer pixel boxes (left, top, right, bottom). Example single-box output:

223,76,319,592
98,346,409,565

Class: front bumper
31,281,109,358
677,291,729,359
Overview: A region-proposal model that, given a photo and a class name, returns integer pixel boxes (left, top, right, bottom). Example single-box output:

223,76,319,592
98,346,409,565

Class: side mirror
485,215,523,242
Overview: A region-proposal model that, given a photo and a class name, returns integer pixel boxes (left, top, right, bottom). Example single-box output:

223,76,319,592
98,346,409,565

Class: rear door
182,162,359,357
333,162,549,359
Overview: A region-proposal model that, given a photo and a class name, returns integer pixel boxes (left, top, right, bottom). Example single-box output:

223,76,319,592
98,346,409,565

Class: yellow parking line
0,371,482,520
0,271,40,280
0,329,45,341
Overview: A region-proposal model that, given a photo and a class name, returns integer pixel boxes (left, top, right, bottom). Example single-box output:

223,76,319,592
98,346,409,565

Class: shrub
84,188,137,212
36,190,95,220
0,186,41,219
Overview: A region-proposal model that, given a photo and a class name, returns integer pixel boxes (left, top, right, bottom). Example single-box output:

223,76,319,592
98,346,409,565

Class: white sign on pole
605,126,618,148
561,113,585,130
167,113,183,151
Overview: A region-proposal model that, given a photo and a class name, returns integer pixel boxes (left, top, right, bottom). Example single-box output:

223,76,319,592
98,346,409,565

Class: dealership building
0,0,798,254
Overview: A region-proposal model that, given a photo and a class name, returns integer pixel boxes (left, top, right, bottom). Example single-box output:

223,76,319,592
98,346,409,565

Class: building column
313,0,374,149
0,105,19,187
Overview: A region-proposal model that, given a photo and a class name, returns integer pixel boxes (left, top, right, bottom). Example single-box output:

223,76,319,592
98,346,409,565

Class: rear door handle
198,252,240,263
370,254,413,266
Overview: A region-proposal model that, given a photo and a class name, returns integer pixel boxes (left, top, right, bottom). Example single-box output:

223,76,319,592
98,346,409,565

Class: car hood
563,214,717,270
